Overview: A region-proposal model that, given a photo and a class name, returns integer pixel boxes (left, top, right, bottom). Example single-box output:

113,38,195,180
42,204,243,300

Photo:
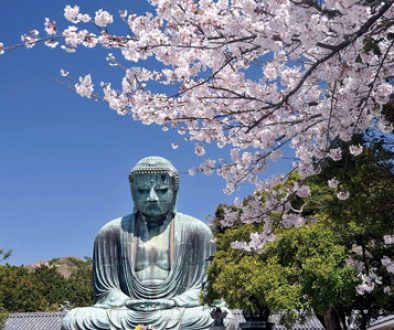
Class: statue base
210,326,226,330
239,321,274,329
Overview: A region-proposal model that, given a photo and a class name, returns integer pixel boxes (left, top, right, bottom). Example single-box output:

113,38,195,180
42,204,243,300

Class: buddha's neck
138,212,173,231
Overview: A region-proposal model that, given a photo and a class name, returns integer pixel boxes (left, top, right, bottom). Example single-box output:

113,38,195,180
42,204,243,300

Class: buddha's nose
148,187,159,202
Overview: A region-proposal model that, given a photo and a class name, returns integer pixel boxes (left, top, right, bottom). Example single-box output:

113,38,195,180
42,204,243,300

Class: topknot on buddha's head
129,156,180,190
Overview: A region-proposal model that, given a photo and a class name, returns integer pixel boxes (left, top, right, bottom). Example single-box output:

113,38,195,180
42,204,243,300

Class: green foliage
205,134,394,328
0,257,94,314
306,134,394,324
0,311,9,330
363,37,382,56
206,223,358,315
266,224,358,315
64,259,94,307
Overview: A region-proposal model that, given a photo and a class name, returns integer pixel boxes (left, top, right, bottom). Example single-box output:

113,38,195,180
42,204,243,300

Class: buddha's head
129,156,179,219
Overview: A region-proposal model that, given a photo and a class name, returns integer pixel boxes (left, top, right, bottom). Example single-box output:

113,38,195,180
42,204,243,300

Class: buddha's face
132,173,176,217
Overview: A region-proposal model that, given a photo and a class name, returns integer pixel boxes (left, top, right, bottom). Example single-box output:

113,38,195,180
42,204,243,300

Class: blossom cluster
2,0,393,258
348,240,394,296
231,230,276,253
4,1,392,190
356,269,382,295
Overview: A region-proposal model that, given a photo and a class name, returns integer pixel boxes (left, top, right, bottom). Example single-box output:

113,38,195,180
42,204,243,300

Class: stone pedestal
239,321,273,329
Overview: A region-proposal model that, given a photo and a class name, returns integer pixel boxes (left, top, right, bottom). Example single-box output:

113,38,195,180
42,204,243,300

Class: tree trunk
321,309,344,330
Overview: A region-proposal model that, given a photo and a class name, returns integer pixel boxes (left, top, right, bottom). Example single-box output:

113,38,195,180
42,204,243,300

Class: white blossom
63,26,82,48
356,270,382,295
378,119,393,133
82,33,98,48
106,53,117,66
329,148,342,161
194,144,205,156
188,168,197,177
64,5,80,23
328,178,339,189
60,69,69,77
221,209,239,227
383,234,394,245
13,1,394,276
349,144,363,156
296,185,311,198
44,40,58,48
337,191,350,200
0,42,5,55
94,9,113,28
119,10,128,19
75,74,94,98
21,30,39,48
77,13,91,23
346,257,364,273
351,244,363,256
282,214,305,228
381,256,394,274
44,18,56,35
231,240,248,251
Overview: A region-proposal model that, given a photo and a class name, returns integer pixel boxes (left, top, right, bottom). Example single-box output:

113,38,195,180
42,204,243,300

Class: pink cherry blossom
381,256,394,274
349,144,363,156
328,178,339,189
75,74,94,98
328,148,342,161
194,144,205,157
64,5,80,23
21,30,39,48
384,234,394,245
8,1,394,285
94,9,113,28
60,69,69,77
337,191,350,200
44,18,57,35
296,185,311,198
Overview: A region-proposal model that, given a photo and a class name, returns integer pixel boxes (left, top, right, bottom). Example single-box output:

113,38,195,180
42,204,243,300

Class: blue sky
0,0,291,266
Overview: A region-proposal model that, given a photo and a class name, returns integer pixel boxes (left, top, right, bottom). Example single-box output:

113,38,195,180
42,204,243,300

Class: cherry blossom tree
1,0,393,275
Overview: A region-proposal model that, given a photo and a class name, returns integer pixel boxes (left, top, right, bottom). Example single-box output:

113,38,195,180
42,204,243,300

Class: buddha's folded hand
94,290,131,309
125,299,176,311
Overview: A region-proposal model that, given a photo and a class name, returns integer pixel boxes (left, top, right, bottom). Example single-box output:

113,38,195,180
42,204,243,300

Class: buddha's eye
157,188,168,193
138,188,149,193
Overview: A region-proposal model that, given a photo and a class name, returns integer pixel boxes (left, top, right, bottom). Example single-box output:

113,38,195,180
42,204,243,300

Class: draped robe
62,212,234,330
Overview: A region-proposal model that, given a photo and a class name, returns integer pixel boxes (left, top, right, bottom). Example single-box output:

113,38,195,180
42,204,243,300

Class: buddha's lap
61,305,226,330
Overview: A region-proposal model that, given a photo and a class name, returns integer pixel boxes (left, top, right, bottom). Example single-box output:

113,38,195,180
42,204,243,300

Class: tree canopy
205,134,394,329
1,0,392,206
0,257,94,315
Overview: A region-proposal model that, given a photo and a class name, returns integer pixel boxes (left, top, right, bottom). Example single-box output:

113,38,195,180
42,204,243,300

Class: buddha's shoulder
176,212,212,234
98,213,134,233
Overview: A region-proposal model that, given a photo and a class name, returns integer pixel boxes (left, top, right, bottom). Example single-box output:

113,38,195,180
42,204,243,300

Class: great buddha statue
62,156,235,330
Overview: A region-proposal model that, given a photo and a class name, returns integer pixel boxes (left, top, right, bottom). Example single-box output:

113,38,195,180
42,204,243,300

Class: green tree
0,256,94,315
0,265,47,312
304,133,394,329
205,133,394,330
64,257,94,308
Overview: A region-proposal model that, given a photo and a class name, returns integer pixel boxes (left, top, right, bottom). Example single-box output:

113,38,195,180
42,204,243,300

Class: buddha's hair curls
128,156,180,191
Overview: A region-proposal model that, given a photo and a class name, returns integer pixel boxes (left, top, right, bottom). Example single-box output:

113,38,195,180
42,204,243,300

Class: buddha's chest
134,225,171,284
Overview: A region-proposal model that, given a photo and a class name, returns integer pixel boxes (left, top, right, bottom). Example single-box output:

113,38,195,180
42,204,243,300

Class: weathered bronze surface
62,156,235,330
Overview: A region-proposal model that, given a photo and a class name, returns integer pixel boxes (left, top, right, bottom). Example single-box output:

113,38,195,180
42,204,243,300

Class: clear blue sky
0,0,291,266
